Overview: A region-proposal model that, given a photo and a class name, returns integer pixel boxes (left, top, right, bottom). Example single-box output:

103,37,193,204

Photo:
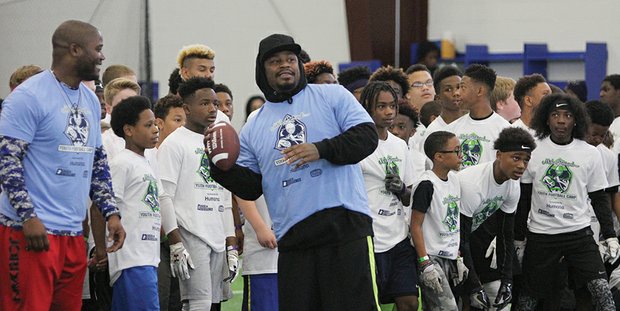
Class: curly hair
214,83,233,99
359,81,398,115
111,96,151,139
603,74,620,90
303,60,334,83
514,74,547,108
493,127,536,151
154,94,183,120
177,44,215,68
464,64,496,94
178,77,215,102
531,93,589,140
420,100,442,127
433,65,462,91
168,68,183,94
586,100,614,127
398,104,419,129
369,66,410,98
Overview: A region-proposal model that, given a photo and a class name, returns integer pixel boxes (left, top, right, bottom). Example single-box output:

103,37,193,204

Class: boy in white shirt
410,130,465,309
458,127,536,310
515,93,619,310
359,81,418,310
107,96,192,310
157,77,237,310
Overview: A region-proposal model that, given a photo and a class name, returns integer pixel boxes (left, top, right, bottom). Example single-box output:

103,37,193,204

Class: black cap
258,34,301,64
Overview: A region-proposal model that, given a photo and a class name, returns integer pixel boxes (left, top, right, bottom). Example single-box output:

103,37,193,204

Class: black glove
470,288,491,309
385,173,405,195
494,280,512,310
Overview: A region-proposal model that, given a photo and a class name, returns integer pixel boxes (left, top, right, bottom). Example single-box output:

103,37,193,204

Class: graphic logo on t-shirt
459,133,487,168
274,114,307,151
142,176,160,212
541,158,575,193
472,195,504,231
197,153,214,183
442,195,460,232
64,108,89,146
380,156,402,175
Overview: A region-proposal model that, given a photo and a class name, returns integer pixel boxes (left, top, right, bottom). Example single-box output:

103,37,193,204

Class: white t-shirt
609,117,620,155
409,123,427,151
411,170,461,259
108,149,163,285
360,132,413,252
241,195,278,275
102,128,158,166
521,137,608,235
446,112,510,170
589,144,620,241
417,115,449,153
511,118,536,138
157,126,232,252
409,146,428,184
457,161,520,232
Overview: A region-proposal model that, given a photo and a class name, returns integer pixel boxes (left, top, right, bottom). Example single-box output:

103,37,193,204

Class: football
204,121,240,171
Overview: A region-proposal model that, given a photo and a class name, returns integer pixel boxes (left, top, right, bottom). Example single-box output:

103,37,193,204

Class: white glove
170,242,195,280
485,237,497,269
223,246,239,283
514,240,526,266
606,237,620,263
454,256,469,286
420,262,443,293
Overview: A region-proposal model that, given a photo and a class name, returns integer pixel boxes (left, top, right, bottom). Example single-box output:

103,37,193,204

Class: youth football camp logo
197,153,215,183
541,160,573,193
442,195,460,232
472,196,504,231
381,156,401,175
142,179,160,212
459,134,483,168
275,114,307,151
64,108,89,146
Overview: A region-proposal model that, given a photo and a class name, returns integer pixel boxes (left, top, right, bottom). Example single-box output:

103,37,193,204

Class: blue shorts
111,265,159,311
242,273,278,311
374,238,419,304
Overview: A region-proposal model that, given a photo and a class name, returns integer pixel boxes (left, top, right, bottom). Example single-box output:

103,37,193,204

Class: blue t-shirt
238,84,372,239
0,70,102,232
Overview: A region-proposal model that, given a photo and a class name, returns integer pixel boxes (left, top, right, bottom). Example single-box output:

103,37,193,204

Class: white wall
0,0,350,129
428,0,620,85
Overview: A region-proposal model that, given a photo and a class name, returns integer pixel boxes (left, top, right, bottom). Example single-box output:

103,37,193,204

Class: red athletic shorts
0,225,87,311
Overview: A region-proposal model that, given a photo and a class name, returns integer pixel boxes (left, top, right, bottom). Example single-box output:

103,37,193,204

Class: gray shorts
420,256,458,311
178,227,232,303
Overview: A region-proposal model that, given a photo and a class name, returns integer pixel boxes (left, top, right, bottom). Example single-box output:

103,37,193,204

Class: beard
76,59,99,81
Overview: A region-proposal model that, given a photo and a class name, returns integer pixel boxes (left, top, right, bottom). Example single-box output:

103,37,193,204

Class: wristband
418,255,429,263
235,224,243,230
227,245,238,251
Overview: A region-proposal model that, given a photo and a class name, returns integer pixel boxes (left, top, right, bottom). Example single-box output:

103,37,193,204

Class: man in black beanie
208,34,380,310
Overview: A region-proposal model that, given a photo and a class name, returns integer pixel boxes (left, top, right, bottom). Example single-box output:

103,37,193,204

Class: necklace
51,70,82,116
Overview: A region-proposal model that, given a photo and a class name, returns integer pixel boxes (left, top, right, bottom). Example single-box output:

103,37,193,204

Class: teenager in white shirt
107,96,192,310
410,130,465,309
458,127,536,310
157,78,236,310
359,81,418,310
515,93,619,310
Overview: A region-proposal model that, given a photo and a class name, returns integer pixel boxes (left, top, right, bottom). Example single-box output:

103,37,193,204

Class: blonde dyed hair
9,65,43,90
177,44,215,68
490,76,516,110
104,78,141,106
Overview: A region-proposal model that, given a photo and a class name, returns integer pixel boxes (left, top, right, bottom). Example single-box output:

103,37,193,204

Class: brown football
204,121,239,171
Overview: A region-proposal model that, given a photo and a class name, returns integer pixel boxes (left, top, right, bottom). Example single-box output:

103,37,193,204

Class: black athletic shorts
522,227,607,298
277,207,380,311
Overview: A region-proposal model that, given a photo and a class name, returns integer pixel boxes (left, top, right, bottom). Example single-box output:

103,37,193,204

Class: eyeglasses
410,80,434,88
437,147,461,155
